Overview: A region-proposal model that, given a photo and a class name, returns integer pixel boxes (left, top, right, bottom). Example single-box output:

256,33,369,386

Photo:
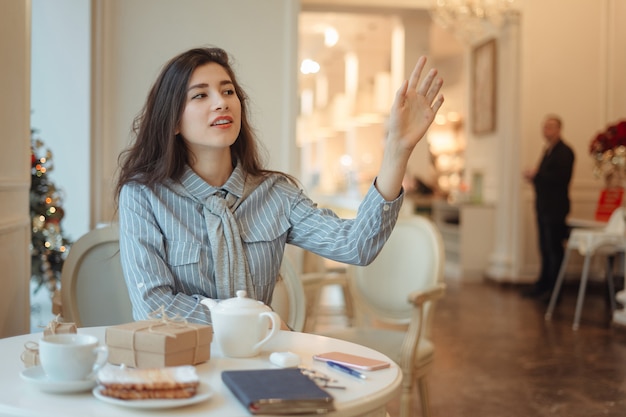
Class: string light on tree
30,129,72,299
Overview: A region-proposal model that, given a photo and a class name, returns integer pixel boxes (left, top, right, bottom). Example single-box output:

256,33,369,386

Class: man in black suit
523,115,575,298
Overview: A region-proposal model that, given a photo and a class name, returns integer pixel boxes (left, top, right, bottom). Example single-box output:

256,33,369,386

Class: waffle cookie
97,365,200,400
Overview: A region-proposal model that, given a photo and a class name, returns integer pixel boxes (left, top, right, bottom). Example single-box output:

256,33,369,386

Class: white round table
0,327,401,417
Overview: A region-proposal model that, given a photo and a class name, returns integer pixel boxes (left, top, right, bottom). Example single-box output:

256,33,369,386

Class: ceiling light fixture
430,0,515,42
324,26,339,47
300,59,320,75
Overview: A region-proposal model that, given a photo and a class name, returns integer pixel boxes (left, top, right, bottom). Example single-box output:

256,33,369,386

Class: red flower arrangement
589,120,626,155
589,120,626,182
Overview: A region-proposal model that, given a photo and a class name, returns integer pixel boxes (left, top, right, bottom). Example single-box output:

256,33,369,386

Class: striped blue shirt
118,163,402,324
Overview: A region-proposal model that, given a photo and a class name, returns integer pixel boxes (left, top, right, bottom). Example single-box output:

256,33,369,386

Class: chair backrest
270,254,307,332
62,224,306,330
349,215,445,330
60,224,134,327
604,207,625,235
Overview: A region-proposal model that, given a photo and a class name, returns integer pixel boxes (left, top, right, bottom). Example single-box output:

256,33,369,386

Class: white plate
20,366,97,394
92,383,212,409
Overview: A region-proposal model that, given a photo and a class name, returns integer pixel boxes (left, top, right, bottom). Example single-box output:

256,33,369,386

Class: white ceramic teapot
201,290,281,358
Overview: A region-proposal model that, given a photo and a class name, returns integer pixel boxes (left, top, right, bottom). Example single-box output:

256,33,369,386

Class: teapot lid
212,290,270,314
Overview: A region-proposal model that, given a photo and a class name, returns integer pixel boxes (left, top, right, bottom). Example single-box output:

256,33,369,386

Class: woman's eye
224,89,235,96
191,93,207,99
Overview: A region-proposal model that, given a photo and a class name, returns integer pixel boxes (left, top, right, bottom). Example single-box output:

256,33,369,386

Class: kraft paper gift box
22,316,77,368
20,341,40,368
105,320,212,368
43,315,77,337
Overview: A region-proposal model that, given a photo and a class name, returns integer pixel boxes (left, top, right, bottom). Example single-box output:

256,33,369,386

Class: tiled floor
314,280,626,417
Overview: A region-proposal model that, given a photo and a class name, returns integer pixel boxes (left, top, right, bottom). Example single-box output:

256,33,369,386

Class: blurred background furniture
545,207,626,330
302,251,354,332
431,201,495,281
314,215,446,417
270,254,308,332
284,245,354,333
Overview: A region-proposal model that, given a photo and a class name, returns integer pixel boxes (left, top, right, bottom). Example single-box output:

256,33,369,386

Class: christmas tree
30,129,72,300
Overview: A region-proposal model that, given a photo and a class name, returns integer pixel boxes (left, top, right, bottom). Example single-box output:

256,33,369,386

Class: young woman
115,47,444,324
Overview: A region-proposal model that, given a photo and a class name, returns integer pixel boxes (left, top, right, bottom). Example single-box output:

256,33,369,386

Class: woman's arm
284,180,401,266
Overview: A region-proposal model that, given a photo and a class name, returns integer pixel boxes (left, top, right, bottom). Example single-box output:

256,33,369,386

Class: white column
0,0,32,337
486,13,522,281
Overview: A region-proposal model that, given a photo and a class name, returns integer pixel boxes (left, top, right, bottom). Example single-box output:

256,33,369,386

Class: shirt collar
178,161,245,201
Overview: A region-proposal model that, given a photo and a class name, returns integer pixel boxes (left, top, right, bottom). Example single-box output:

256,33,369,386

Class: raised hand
386,56,444,153
375,56,444,201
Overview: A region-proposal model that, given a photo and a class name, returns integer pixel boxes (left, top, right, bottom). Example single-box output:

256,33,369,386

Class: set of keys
298,366,346,390
268,351,346,389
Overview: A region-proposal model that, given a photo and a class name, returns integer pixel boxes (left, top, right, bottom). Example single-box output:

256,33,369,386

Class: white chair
61,224,306,330
545,207,626,330
270,254,308,332
284,245,354,332
60,224,133,327
316,216,446,417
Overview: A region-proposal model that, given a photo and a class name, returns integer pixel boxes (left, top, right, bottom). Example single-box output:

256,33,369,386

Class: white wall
31,0,90,242
91,0,299,225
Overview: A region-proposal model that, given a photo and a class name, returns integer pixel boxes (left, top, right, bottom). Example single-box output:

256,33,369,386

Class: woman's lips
211,116,233,128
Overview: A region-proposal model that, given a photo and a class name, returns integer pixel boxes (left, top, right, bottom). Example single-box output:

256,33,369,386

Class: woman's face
177,62,242,154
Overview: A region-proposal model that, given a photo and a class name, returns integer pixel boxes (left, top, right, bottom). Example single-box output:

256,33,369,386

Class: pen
326,361,367,380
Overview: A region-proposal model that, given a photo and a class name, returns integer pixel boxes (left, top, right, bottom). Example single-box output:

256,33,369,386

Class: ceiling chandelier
430,0,516,42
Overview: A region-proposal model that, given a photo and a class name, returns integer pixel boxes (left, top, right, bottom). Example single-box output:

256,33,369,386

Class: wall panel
0,0,32,336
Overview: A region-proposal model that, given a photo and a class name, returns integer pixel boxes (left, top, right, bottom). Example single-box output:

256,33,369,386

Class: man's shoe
521,285,550,299
539,289,559,304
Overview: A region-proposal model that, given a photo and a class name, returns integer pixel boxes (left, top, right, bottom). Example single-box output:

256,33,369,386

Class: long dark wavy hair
115,47,294,203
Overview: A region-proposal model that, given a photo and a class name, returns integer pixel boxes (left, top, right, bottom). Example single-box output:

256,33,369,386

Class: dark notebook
222,368,335,415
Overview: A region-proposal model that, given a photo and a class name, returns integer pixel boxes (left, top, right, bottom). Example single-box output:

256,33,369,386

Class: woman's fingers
432,93,445,114
407,56,427,91
425,73,443,104
407,57,444,110
393,79,409,107
417,68,438,98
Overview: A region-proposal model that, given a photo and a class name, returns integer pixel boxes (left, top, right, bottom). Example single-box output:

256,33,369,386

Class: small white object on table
1,327,401,417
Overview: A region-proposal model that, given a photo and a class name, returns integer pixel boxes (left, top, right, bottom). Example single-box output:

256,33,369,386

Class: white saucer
20,366,97,394
92,383,213,409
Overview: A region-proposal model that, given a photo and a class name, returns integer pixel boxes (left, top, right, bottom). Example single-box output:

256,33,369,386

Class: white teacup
39,334,108,381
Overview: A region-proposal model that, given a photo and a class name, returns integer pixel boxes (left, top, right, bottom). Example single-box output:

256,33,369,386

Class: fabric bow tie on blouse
203,190,256,300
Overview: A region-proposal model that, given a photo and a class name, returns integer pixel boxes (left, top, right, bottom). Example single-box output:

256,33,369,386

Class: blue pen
326,360,367,380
